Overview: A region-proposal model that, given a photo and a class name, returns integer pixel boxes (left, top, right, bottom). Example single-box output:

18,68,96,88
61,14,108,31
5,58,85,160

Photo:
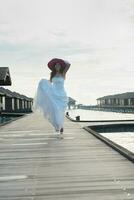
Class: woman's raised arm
63,61,71,75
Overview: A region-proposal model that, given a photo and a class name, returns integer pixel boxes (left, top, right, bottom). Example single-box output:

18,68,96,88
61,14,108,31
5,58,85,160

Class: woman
33,58,70,135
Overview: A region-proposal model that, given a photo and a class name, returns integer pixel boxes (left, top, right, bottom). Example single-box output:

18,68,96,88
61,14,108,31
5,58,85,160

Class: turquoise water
68,109,134,153
68,109,134,121
0,116,15,124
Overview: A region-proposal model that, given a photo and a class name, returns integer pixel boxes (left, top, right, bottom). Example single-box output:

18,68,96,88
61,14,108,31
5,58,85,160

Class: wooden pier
0,112,134,199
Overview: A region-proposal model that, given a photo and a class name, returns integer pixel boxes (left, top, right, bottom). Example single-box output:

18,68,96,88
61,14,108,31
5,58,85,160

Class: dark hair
50,65,64,81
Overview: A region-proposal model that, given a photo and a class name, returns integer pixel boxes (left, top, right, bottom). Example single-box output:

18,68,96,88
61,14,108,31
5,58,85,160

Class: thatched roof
0,87,33,101
0,67,12,85
0,87,12,97
68,97,76,103
97,92,134,100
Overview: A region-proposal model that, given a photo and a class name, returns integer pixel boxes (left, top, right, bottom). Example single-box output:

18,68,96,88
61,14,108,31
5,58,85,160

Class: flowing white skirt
32,79,68,131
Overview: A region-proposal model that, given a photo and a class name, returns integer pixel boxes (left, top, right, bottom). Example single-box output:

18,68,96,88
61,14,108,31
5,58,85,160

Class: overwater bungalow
97,92,134,113
0,67,12,85
68,97,76,109
0,87,33,113
97,92,134,107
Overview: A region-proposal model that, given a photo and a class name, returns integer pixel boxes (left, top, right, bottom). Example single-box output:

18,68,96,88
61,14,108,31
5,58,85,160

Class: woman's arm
63,61,71,75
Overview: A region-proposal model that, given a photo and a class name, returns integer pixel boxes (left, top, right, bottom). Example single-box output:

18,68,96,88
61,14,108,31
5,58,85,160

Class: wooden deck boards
0,112,134,200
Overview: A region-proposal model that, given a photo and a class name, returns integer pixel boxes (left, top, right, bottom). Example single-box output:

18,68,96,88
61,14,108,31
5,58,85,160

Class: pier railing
77,105,134,113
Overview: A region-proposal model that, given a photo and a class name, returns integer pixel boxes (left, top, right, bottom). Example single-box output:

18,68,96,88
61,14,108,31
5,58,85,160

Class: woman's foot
60,128,64,134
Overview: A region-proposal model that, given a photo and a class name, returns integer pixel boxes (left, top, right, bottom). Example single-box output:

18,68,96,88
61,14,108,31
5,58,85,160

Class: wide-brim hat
48,58,70,71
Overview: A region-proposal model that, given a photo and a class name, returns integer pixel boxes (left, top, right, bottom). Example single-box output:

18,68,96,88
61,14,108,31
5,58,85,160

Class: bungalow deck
0,112,134,199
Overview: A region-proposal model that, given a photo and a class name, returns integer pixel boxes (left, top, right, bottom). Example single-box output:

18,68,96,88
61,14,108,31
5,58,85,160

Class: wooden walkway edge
84,126,134,163
0,112,134,199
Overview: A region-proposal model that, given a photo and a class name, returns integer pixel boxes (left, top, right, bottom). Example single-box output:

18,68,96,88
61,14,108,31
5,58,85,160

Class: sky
0,0,134,104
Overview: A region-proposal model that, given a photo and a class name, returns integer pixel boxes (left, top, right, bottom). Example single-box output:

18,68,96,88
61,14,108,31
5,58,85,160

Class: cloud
0,0,134,104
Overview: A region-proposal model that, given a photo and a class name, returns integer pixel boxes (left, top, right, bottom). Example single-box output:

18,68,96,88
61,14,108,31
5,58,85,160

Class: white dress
33,76,68,131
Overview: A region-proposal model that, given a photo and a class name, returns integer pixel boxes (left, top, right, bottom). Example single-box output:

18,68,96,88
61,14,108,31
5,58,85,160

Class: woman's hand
63,61,70,75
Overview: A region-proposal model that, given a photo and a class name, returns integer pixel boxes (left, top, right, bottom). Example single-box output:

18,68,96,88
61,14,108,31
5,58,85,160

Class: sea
68,109,134,154
0,116,14,124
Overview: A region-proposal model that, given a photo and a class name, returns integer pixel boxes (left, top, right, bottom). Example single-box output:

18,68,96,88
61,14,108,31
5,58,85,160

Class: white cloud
0,0,134,104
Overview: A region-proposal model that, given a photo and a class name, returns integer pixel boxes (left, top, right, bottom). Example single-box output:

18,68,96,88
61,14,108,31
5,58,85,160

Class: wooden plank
0,112,134,200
